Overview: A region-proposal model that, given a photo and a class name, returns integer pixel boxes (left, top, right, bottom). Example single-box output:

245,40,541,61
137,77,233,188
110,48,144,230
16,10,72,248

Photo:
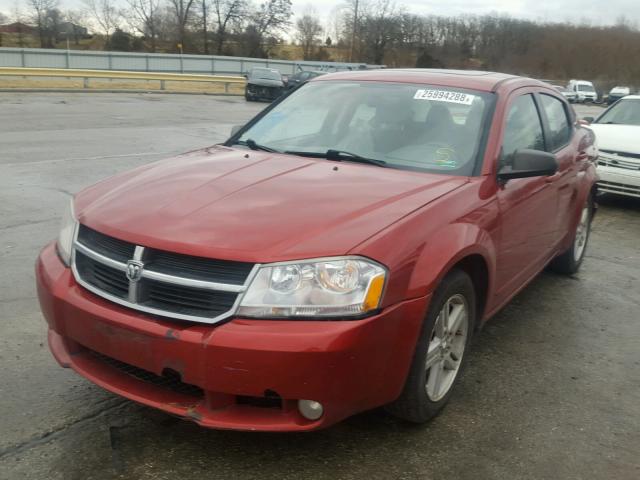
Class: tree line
4,0,640,86
334,0,640,87
9,0,295,57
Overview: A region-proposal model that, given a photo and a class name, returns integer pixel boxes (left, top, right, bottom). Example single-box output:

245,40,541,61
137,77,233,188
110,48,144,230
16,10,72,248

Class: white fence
0,48,379,76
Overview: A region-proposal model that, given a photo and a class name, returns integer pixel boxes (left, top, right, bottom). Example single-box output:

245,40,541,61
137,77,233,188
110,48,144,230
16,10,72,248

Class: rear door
536,92,578,246
494,91,558,302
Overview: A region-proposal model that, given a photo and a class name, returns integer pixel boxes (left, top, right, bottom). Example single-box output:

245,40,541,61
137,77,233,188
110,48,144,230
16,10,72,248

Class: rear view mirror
230,125,243,136
498,149,558,181
580,116,594,125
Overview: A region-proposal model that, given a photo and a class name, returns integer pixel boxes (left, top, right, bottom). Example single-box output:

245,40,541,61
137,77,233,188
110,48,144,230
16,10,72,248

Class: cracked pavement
0,94,638,480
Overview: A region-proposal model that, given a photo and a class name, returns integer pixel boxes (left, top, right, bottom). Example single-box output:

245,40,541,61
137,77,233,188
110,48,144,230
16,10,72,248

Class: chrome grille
76,251,129,299
71,225,258,323
597,180,640,198
597,151,640,171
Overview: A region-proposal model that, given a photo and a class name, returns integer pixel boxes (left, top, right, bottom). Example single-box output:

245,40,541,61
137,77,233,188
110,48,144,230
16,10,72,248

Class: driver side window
501,94,545,165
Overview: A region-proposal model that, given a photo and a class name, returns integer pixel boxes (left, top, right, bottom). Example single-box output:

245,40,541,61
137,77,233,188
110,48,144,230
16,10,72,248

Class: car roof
311,68,547,93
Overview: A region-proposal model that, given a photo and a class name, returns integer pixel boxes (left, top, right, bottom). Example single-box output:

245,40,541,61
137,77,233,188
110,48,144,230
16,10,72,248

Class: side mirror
230,124,243,136
498,149,558,181
580,116,594,125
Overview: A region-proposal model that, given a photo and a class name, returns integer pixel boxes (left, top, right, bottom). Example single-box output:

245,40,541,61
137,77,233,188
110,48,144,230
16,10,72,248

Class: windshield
578,84,595,92
596,99,640,126
235,81,494,176
250,69,281,81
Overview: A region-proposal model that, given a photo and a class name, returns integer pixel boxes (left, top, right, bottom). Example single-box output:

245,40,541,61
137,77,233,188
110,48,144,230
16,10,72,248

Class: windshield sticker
414,89,475,105
434,147,458,168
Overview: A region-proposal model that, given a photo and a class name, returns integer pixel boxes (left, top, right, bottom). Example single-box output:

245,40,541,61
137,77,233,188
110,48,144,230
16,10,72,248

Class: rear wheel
550,195,593,274
386,269,475,423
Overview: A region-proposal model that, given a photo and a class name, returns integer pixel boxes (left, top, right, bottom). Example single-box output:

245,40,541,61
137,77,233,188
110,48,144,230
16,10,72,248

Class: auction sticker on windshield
414,89,475,105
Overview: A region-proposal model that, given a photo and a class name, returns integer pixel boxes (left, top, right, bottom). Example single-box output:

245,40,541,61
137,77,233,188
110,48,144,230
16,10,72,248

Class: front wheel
550,195,593,274
386,269,475,423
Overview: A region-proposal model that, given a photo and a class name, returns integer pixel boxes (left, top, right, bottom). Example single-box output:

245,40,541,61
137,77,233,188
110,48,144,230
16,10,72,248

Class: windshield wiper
232,138,280,153
284,149,388,168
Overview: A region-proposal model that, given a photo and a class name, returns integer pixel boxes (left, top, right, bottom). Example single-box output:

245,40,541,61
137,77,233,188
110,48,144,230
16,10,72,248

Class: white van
567,80,597,103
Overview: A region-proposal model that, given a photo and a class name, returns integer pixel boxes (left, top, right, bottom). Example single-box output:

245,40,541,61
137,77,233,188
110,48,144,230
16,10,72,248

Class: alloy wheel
574,204,590,262
425,294,469,402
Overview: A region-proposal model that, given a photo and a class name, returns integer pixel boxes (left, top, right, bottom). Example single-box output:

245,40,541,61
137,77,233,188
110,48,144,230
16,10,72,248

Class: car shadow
597,192,640,211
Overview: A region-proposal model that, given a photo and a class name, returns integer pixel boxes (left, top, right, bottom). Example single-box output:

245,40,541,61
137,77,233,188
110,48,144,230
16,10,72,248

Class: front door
494,92,558,302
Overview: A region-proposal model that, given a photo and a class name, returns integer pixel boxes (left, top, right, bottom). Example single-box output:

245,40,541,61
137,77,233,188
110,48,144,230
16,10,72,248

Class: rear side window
539,94,571,150
502,94,545,162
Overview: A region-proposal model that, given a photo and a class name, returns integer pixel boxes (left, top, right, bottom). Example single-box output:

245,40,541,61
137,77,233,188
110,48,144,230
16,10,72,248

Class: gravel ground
0,94,638,480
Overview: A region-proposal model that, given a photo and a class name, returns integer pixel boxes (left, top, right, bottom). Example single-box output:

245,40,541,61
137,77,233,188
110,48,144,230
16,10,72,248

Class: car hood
589,124,640,154
247,78,283,87
75,146,467,262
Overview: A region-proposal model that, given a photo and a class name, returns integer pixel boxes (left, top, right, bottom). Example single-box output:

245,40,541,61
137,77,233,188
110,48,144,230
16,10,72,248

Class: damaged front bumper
36,242,428,431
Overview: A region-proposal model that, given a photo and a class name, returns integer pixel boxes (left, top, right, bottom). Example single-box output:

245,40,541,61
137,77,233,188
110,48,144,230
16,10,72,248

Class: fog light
298,399,323,420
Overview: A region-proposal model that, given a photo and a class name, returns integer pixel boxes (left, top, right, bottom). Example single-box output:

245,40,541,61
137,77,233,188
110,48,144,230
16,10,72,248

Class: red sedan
36,69,598,431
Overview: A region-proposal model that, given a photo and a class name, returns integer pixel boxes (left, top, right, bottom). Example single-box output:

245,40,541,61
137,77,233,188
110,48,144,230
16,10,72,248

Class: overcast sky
2,0,639,28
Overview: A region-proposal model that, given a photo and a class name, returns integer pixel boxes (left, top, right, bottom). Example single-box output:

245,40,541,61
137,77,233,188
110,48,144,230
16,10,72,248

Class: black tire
549,195,594,275
386,269,476,423
245,91,253,102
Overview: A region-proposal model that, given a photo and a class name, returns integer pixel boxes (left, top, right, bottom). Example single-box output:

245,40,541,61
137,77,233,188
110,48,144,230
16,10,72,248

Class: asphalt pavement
0,93,638,480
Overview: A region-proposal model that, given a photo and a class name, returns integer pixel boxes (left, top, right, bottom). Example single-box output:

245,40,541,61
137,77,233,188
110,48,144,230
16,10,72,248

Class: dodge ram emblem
126,260,144,282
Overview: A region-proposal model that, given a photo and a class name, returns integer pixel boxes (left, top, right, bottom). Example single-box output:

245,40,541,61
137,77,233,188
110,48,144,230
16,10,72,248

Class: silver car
554,85,577,103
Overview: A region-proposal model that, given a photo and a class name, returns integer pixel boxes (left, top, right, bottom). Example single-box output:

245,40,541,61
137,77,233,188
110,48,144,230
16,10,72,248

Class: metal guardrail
0,67,246,92
0,47,380,76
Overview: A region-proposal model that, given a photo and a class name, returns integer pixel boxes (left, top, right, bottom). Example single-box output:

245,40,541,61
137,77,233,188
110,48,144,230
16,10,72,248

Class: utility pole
349,0,359,63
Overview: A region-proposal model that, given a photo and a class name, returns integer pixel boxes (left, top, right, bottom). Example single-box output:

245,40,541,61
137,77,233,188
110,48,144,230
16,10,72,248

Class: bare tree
10,5,28,47
199,0,210,53
168,0,196,51
243,0,292,56
65,9,88,45
361,0,402,64
27,0,59,48
0,11,8,24
212,0,246,54
126,0,160,51
295,8,322,60
83,0,120,45
43,7,63,47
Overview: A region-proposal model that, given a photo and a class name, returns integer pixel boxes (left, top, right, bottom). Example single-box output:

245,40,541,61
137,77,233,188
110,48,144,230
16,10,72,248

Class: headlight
56,198,77,266
238,257,387,318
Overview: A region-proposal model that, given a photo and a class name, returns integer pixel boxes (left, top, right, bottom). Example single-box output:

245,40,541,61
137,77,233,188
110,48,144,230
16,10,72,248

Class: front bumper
597,165,640,198
246,84,283,100
36,243,428,431
577,94,597,102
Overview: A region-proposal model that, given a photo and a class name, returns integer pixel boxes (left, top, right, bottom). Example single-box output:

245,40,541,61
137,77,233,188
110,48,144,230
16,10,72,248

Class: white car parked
607,86,631,105
586,96,640,198
568,79,598,103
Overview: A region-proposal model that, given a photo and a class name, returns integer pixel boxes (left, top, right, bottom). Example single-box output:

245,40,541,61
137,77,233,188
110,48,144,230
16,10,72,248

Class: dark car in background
607,86,632,105
245,68,284,102
284,70,327,90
